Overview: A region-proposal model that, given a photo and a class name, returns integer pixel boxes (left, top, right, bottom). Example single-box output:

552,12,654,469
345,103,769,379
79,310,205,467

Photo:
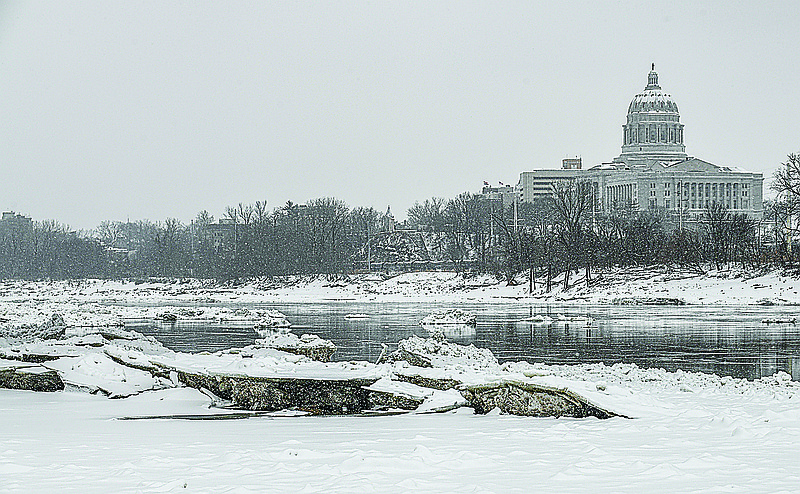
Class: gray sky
1,1,798,230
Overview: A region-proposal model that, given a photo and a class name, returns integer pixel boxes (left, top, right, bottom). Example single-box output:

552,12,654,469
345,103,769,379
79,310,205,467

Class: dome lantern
646,63,660,90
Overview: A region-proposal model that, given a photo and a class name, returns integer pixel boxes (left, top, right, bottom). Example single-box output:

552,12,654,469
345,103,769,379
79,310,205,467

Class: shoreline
2,265,800,308
3,268,800,492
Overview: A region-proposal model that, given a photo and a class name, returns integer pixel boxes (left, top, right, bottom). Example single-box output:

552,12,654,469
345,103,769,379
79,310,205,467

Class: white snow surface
3,269,800,491
3,266,800,308
2,362,800,493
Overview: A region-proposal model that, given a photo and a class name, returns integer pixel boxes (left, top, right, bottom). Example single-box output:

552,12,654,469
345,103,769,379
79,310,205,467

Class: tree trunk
529,265,534,294
546,264,552,293
563,266,570,291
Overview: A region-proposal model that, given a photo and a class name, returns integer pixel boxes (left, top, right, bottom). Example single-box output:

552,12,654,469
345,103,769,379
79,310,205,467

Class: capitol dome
616,65,687,164
627,69,679,114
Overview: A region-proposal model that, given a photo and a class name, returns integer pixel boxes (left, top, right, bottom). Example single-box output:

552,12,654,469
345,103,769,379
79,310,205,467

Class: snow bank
4,267,800,305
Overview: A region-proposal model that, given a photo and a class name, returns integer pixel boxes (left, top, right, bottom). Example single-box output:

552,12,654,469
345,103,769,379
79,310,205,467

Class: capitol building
515,66,764,222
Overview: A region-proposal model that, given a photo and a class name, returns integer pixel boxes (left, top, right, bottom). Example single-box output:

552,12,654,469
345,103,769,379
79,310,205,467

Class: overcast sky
1,1,798,230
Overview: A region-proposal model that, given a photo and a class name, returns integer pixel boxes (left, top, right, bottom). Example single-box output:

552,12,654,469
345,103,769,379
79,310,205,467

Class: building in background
381,206,396,233
0,211,33,237
516,163,583,203
515,66,764,221
480,182,516,209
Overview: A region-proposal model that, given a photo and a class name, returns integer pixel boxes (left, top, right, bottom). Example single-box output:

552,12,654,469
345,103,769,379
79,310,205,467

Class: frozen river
126,303,800,381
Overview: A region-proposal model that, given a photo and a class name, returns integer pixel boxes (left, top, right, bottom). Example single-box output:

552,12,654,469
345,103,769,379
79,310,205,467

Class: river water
126,302,800,381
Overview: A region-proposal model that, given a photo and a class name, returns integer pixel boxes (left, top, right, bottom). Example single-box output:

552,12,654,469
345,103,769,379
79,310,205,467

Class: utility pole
367,222,371,272
190,220,195,277
513,197,518,234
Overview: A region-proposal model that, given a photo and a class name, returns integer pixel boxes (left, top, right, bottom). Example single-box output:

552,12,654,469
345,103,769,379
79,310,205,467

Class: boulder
0,366,64,392
255,333,336,362
177,371,377,414
393,372,461,391
366,389,424,410
460,381,618,419
384,335,499,370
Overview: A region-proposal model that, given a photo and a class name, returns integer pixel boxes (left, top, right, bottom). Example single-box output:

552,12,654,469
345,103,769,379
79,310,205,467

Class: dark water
126,302,800,381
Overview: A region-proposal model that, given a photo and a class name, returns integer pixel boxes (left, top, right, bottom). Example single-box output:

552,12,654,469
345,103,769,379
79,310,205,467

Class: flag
499,181,504,186
483,181,490,186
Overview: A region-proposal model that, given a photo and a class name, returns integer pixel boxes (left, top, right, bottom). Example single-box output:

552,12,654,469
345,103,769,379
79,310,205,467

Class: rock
253,310,291,331
155,312,178,322
420,308,477,326
460,381,619,419
612,297,685,306
0,367,64,392
367,390,424,410
393,348,433,368
255,333,336,362
393,372,461,391
385,336,499,370
33,313,67,340
176,371,377,414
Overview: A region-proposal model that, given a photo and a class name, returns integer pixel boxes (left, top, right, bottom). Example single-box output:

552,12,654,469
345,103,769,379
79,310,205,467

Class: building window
665,199,671,209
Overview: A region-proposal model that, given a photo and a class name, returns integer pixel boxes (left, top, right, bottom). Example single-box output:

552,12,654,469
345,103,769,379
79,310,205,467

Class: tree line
2,153,798,282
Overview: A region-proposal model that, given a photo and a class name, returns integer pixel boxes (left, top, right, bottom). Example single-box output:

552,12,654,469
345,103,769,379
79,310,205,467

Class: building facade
515,66,764,221
0,211,33,235
517,168,583,203
481,183,517,209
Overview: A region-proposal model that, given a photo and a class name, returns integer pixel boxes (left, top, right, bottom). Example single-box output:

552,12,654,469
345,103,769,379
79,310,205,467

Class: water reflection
127,302,800,381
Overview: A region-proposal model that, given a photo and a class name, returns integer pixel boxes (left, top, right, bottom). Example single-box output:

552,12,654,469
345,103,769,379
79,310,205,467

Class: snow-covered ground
2,364,799,493
2,266,800,311
3,268,800,492
2,267,799,335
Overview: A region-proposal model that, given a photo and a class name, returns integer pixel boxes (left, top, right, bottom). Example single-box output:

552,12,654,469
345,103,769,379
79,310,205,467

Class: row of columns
624,124,683,145
605,183,636,206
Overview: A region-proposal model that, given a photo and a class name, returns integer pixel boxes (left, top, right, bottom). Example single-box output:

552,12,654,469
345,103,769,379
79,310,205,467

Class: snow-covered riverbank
2,266,800,311
2,361,799,493
2,313,800,493
3,268,800,492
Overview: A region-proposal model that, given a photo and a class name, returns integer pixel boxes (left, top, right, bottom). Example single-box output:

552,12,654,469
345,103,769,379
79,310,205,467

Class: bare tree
771,153,800,265
550,179,594,289
772,153,800,214
407,197,446,231
95,220,123,247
